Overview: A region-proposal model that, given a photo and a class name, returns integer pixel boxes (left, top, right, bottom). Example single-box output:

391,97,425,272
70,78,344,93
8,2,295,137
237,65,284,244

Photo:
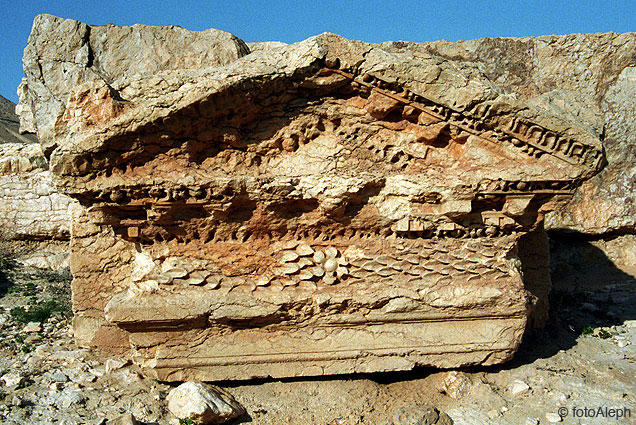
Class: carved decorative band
475,179,578,194
330,68,602,171
152,346,514,368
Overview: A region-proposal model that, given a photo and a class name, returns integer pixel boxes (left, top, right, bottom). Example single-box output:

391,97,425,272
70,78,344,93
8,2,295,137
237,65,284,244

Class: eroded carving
18,17,604,381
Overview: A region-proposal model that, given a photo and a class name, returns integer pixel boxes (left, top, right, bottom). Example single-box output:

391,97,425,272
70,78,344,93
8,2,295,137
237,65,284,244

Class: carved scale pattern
131,237,513,293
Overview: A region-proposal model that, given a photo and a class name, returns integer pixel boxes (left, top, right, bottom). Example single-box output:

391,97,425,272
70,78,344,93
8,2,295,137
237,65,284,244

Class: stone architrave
18,15,603,381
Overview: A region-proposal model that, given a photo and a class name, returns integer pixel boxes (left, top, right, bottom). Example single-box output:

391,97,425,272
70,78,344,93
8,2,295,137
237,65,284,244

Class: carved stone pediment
19,17,603,380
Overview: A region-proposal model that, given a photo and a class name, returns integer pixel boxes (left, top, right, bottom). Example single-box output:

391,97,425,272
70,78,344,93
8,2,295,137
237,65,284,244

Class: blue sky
1,0,635,104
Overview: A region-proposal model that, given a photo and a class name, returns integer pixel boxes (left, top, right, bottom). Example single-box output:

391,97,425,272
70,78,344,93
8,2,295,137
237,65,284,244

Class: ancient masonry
0,95,73,241
18,15,603,381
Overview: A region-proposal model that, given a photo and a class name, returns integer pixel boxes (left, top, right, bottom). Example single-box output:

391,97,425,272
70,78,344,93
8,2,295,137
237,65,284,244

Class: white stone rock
545,412,563,423
616,339,630,348
1,372,26,388
166,382,244,424
438,371,472,400
51,370,69,382
509,379,530,396
23,321,42,333
105,358,130,373
45,388,86,408
623,320,636,328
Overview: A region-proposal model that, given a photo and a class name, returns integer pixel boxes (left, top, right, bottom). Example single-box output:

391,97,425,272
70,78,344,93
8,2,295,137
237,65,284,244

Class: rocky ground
0,241,634,425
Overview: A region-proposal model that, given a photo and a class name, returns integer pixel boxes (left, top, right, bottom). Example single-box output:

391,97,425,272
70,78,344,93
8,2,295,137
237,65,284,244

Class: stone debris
616,338,630,348
1,372,26,388
109,413,138,425
438,371,473,400
508,380,530,396
390,405,454,425
22,321,41,333
166,382,245,424
105,358,131,373
545,412,563,423
50,370,69,383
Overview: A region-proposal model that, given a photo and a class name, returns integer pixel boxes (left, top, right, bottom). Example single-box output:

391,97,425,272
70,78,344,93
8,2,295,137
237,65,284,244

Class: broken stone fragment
1,372,26,388
166,382,245,424
509,379,530,396
23,321,42,333
105,358,131,373
109,413,138,425
390,405,454,425
438,371,472,400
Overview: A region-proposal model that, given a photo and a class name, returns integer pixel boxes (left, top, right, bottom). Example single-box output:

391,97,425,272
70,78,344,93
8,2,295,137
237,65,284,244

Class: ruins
0,95,73,242
17,15,604,381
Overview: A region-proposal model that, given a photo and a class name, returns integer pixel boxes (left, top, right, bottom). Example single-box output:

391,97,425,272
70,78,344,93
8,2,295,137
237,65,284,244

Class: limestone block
0,170,73,240
166,382,244,424
18,15,604,380
0,97,75,240
17,14,249,156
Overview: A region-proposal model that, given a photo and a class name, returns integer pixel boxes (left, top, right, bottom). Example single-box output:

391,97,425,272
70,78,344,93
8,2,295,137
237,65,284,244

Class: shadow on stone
229,412,254,424
0,248,17,297
496,230,636,370
215,231,636,387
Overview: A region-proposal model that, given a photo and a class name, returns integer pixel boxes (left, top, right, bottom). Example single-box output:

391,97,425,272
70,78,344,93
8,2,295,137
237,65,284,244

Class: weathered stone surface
17,14,250,156
438,371,472,400
390,406,454,425
18,15,604,380
509,379,530,396
0,95,37,145
378,33,636,234
109,413,138,425
166,382,245,424
0,95,74,240
247,41,288,52
1,372,26,388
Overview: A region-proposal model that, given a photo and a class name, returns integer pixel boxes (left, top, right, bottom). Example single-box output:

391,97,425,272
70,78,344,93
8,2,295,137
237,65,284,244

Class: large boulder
18,15,605,380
